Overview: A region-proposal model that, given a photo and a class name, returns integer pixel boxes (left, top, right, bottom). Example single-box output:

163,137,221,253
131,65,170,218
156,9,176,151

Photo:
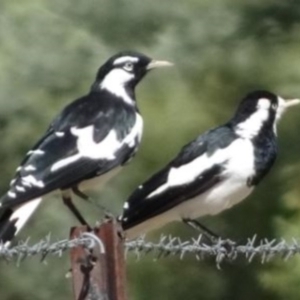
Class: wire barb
1,234,300,267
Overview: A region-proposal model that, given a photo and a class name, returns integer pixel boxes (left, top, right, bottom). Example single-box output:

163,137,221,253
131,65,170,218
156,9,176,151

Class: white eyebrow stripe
113,56,138,65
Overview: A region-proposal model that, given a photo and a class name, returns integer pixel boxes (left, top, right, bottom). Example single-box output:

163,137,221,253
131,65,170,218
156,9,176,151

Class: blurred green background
1,0,300,299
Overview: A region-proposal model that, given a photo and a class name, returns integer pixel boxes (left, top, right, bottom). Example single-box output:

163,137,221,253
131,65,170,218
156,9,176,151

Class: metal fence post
70,220,127,300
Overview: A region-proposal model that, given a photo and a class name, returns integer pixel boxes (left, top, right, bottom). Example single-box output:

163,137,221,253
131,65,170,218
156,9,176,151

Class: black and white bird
121,90,299,239
0,51,173,246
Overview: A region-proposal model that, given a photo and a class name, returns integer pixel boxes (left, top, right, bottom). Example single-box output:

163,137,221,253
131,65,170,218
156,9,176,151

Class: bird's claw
218,239,237,259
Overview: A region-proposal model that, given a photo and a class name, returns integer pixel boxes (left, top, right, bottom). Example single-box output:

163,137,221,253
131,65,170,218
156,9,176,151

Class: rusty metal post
70,220,127,300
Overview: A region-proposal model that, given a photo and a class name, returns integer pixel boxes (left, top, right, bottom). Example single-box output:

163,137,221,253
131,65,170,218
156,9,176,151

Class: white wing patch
73,127,121,160
21,175,45,188
28,149,45,155
8,191,16,198
15,186,26,192
24,165,36,171
51,114,143,172
55,131,65,137
147,138,255,198
51,154,81,172
100,69,135,105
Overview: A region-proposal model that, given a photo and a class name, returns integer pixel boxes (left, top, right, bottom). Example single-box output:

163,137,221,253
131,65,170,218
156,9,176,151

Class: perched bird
121,90,299,240
0,51,173,246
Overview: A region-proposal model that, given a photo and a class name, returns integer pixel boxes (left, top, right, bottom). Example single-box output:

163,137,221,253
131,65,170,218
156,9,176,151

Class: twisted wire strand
1,233,300,267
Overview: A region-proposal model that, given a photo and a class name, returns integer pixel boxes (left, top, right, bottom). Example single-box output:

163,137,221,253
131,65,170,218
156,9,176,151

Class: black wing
2,91,139,207
122,126,236,229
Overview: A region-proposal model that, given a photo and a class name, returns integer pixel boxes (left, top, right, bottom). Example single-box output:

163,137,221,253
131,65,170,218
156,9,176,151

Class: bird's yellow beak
284,98,300,108
147,60,174,70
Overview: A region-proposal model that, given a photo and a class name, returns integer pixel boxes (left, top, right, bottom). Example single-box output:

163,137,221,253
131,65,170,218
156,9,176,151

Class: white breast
176,138,255,219
126,139,256,239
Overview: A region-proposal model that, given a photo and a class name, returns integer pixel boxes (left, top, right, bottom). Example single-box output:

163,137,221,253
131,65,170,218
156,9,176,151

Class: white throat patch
235,98,271,139
100,69,135,105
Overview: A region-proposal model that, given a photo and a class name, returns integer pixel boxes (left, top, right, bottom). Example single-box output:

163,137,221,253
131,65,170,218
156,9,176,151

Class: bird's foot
104,210,115,220
94,215,124,240
62,195,92,230
183,218,220,241
212,238,237,259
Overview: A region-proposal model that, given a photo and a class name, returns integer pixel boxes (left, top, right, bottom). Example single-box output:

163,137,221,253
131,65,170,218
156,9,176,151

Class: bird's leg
183,218,236,256
183,218,219,243
72,187,114,220
72,187,90,201
62,191,91,230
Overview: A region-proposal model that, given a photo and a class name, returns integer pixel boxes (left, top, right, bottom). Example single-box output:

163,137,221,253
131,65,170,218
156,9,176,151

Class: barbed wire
1,233,300,267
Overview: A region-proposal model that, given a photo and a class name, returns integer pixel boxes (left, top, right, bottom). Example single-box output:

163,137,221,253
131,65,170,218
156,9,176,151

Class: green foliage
1,0,300,299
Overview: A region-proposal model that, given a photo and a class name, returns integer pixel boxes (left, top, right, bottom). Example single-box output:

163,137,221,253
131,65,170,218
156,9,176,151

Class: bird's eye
123,62,134,72
272,103,278,110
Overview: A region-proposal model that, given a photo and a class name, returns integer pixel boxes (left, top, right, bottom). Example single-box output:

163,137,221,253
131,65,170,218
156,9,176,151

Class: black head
93,51,173,91
233,90,300,122
230,90,300,136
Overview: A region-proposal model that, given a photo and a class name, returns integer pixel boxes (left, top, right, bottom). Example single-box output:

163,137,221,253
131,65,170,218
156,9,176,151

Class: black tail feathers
0,208,18,247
